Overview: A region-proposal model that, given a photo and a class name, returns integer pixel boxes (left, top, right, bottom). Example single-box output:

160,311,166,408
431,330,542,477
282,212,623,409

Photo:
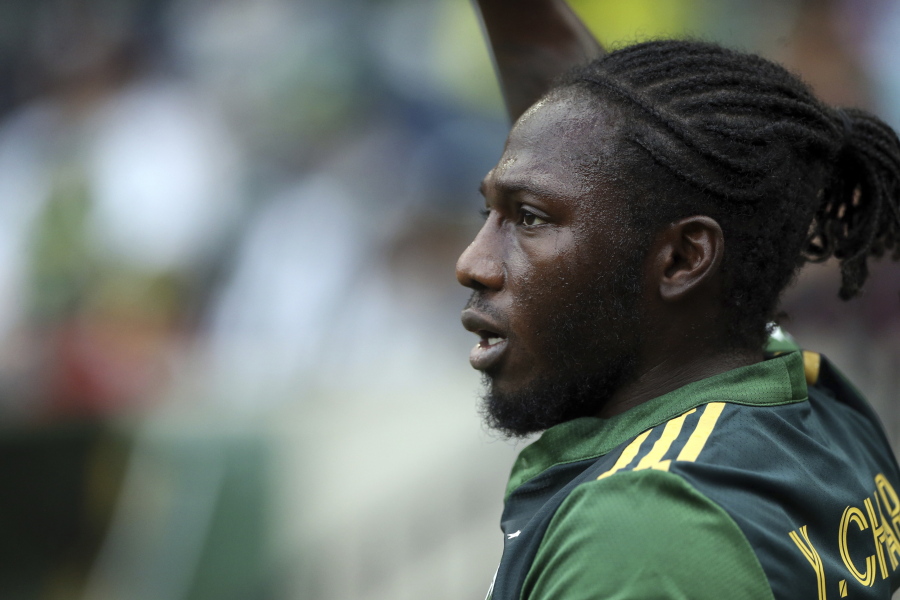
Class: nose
456,220,504,291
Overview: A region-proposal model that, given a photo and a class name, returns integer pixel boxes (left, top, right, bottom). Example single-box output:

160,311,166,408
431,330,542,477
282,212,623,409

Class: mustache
464,292,508,325
465,292,498,315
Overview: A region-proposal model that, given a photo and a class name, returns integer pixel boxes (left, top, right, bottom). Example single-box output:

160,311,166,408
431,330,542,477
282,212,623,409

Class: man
457,1,900,598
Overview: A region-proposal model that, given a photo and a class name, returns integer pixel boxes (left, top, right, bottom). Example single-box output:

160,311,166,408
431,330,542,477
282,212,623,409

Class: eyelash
518,208,548,227
519,209,538,226
479,207,547,226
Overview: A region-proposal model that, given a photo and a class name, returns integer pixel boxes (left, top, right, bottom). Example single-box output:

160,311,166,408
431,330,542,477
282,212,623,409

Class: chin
480,364,634,438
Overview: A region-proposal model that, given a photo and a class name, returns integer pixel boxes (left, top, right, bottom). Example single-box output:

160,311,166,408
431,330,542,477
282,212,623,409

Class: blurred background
0,0,898,598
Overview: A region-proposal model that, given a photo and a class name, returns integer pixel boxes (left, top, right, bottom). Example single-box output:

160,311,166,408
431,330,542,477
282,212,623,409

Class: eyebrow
480,179,557,201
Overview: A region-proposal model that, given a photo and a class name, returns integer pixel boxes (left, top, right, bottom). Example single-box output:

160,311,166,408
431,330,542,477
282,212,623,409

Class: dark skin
473,0,604,122
457,88,761,421
613,214,760,416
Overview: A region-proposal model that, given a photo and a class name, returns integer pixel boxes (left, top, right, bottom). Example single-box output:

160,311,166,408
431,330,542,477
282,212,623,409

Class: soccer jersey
487,349,900,600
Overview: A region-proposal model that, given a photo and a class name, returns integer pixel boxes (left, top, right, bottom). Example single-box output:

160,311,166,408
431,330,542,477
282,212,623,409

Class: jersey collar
505,351,808,499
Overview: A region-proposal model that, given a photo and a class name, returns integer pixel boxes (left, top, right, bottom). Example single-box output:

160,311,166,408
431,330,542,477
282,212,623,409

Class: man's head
459,40,900,437
457,95,649,436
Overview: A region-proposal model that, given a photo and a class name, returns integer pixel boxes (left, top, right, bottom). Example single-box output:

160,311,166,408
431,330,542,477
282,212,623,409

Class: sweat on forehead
515,89,626,154
495,92,632,203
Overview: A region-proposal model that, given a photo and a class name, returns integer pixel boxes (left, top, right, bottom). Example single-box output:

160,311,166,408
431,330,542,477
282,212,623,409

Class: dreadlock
555,40,900,349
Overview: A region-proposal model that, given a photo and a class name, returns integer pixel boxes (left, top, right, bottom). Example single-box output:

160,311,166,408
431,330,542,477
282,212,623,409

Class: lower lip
469,339,508,371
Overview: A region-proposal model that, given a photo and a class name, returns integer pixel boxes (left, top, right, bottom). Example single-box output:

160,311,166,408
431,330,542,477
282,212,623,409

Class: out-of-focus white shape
769,325,790,342
87,79,242,270
0,104,57,344
203,175,367,407
0,74,243,418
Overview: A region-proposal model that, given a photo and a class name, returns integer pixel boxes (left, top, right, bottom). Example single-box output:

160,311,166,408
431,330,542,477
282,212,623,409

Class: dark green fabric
489,349,900,600
522,470,775,600
505,351,807,499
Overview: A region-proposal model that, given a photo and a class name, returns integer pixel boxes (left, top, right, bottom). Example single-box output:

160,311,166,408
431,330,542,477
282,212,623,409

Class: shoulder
522,469,775,600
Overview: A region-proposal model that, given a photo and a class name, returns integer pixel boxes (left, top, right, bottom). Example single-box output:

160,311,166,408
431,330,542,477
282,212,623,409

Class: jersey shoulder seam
524,469,775,600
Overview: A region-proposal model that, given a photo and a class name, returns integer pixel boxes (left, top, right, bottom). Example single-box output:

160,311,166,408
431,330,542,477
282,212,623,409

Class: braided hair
554,40,900,349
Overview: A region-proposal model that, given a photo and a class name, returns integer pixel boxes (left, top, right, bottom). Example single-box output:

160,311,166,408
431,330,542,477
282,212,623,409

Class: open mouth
461,307,509,371
470,329,508,370
479,330,506,348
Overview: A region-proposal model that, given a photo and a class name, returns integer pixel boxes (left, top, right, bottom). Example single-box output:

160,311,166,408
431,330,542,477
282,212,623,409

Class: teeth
487,337,503,346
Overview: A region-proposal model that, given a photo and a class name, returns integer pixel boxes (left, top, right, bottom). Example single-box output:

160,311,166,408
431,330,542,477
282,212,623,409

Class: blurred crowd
0,0,898,599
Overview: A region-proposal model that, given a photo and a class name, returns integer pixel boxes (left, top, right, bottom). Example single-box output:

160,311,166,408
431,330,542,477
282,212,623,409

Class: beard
480,359,638,438
478,241,645,439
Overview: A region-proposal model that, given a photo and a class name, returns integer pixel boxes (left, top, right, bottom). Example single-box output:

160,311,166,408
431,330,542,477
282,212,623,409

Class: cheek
513,229,579,286
571,209,639,276
517,227,580,268
509,230,582,327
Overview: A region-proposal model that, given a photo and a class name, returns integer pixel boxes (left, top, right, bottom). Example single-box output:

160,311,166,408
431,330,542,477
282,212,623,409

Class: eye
519,208,547,227
479,208,491,220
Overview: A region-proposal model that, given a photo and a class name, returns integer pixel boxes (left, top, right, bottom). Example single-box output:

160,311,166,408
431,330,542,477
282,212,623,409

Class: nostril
456,259,493,291
468,279,488,292
456,250,482,289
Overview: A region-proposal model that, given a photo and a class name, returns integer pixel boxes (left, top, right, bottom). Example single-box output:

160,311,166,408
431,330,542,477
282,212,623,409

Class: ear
649,216,725,302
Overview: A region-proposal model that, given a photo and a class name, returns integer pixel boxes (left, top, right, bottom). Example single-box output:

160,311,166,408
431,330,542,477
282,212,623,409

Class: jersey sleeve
521,469,775,600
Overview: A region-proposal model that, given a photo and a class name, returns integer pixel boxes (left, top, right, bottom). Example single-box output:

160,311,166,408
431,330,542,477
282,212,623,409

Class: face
456,93,647,437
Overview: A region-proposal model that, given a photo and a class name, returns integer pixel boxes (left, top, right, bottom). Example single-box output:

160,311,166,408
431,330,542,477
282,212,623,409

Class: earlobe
655,216,725,302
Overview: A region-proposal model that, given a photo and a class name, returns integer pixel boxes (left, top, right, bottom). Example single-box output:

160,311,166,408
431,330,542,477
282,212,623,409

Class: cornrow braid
814,108,900,298
554,40,900,349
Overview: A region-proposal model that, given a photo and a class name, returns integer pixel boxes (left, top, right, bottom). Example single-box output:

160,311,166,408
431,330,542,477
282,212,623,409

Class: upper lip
461,308,507,340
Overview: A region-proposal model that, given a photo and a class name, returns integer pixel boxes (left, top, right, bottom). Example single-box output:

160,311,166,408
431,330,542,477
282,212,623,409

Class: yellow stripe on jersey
634,408,696,472
597,429,652,480
676,402,725,463
598,402,725,481
803,351,821,386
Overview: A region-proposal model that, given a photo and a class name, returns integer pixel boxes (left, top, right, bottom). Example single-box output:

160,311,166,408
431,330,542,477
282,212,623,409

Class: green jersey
487,349,900,600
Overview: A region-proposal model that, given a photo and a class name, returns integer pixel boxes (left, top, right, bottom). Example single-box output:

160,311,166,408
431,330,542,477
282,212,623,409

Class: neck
598,344,762,418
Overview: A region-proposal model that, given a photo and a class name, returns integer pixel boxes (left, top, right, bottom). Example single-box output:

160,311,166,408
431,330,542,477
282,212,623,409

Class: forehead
485,93,622,202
